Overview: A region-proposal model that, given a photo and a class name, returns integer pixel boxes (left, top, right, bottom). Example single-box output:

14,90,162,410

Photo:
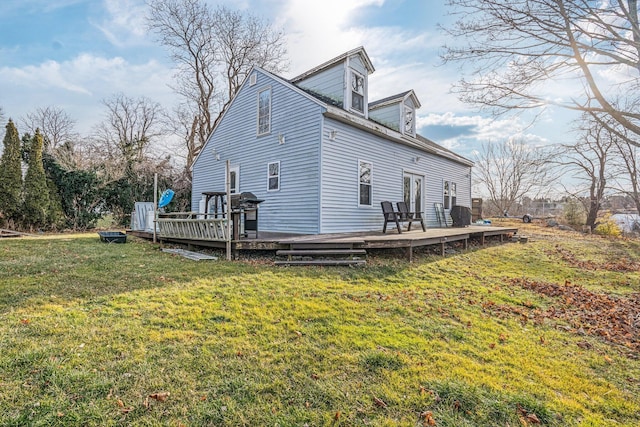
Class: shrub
594,214,622,237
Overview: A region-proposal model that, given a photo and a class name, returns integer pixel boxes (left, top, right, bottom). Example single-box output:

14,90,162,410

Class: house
191,47,473,235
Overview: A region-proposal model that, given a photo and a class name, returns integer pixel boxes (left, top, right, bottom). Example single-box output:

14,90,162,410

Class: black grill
230,192,264,238
230,192,264,209
450,205,472,227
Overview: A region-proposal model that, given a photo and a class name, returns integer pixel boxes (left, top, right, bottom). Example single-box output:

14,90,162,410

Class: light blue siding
294,63,345,106
320,118,472,233
347,55,368,77
369,103,400,131
192,70,324,234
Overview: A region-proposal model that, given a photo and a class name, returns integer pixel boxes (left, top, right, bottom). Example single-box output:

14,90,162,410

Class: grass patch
1,225,639,426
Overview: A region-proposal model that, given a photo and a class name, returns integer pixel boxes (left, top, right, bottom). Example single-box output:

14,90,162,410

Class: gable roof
289,46,375,83
369,89,422,109
194,56,472,168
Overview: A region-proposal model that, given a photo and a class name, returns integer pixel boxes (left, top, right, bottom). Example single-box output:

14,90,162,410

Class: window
443,180,450,209
267,161,280,191
350,70,365,113
257,88,271,135
451,182,457,207
229,165,239,194
404,106,415,135
359,160,372,206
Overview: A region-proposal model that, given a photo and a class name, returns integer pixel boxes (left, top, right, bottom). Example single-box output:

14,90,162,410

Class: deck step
275,259,366,266
276,249,367,256
287,242,363,250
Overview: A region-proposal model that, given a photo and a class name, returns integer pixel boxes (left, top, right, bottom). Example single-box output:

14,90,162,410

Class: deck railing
156,212,229,241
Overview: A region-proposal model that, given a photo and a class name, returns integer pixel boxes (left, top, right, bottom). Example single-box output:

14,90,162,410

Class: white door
229,165,239,194
403,172,424,214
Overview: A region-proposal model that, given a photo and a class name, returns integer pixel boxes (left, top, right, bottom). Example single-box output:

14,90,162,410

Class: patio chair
381,201,402,234
396,201,426,232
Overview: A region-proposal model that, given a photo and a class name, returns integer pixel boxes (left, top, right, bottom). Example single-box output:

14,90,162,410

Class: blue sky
0,0,577,162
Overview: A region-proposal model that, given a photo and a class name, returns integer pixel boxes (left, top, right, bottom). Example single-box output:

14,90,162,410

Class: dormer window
350,70,365,114
404,106,415,135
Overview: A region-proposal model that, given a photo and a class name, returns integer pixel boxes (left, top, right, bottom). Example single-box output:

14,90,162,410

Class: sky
0,0,579,164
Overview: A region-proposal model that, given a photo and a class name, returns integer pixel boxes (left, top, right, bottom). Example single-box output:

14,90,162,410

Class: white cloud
93,0,150,48
0,53,174,134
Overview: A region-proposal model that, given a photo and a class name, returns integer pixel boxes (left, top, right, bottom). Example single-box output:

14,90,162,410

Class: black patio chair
396,201,426,232
381,201,402,234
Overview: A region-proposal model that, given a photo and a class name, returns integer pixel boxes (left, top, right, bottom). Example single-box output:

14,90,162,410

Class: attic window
350,70,365,113
404,106,415,135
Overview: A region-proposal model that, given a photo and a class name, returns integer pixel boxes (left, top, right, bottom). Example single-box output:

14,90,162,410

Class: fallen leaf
526,412,541,423
20,318,30,325
604,355,613,363
539,336,545,344
294,330,302,337
116,399,124,408
373,396,387,408
149,392,170,402
334,411,341,420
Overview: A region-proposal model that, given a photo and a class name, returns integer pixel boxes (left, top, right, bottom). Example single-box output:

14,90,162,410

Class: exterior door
229,165,239,194
403,172,424,215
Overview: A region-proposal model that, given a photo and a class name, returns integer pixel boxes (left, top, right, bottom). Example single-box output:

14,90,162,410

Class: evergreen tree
0,120,23,225
22,129,49,229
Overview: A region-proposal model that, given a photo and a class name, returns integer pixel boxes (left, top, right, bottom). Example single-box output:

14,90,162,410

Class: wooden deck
128,225,518,262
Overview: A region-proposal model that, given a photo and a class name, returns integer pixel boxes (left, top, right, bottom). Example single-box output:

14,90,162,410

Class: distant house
191,47,473,234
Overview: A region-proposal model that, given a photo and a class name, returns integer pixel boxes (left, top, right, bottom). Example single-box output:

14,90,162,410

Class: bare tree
93,93,165,171
474,139,555,215
21,106,77,152
558,114,615,229
147,0,288,171
609,115,640,214
212,6,288,115
442,0,640,145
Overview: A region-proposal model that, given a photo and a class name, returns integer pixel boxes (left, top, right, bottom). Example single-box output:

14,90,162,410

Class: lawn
1,221,639,426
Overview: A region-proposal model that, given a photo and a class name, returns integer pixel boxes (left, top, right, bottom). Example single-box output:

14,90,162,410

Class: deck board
129,225,517,254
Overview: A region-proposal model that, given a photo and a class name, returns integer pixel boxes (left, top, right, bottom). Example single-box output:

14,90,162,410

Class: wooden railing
156,212,229,241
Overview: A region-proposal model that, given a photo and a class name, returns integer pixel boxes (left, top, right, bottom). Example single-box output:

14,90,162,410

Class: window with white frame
404,105,415,135
451,182,457,207
229,165,239,194
350,70,365,114
358,160,372,206
257,88,271,135
443,180,450,209
267,161,280,191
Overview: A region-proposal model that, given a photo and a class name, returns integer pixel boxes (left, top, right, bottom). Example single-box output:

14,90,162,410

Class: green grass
1,224,639,426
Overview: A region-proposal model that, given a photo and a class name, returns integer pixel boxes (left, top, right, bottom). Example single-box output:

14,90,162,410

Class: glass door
403,172,424,215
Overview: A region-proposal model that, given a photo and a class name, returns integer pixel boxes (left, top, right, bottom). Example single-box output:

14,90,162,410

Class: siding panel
321,118,472,233
192,70,323,234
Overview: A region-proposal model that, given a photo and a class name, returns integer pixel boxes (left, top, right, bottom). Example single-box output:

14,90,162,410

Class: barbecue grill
230,192,264,238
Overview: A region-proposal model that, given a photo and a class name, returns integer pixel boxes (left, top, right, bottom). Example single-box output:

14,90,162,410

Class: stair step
288,242,362,250
276,249,367,256
275,259,366,266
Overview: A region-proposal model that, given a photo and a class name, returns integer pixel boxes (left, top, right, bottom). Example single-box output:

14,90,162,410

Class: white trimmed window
451,182,457,207
267,161,280,191
404,105,415,135
358,160,372,206
257,88,271,135
350,70,365,114
443,180,450,209
229,165,239,194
